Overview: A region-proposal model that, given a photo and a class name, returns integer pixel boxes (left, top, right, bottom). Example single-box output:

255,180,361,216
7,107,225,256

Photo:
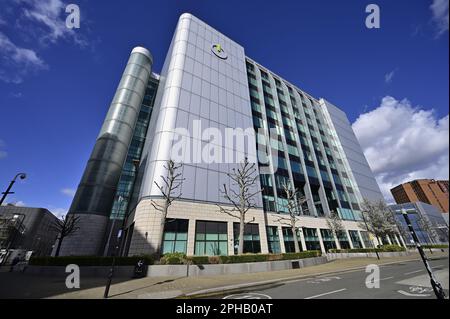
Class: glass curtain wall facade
246,58,365,222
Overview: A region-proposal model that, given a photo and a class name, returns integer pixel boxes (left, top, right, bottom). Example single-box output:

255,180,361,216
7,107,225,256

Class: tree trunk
238,215,245,255
157,201,169,256
292,228,300,253
55,236,63,257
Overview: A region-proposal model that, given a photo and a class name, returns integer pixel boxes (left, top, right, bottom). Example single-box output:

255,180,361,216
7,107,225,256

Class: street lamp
103,195,126,299
400,208,446,299
0,173,27,206
103,196,124,256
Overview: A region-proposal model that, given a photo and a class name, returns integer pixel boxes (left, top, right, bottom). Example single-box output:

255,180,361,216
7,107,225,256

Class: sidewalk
49,251,447,299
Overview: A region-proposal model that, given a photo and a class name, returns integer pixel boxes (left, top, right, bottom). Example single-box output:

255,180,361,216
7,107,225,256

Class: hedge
421,244,449,249
29,251,324,266
176,251,322,265
329,245,406,254
28,255,154,266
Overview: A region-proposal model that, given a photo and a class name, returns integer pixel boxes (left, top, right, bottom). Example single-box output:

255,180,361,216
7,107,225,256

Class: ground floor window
234,223,261,254
195,221,228,256
282,227,303,252
388,234,400,246
360,231,374,248
303,228,321,251
337,231,351,249
393,234,404,246
162,219,189,254
320,229,336,252
348,230,362,248
266,226,281,253
380,235,391,245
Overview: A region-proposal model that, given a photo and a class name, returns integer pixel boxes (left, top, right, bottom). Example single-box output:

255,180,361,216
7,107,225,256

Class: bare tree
218,157,261,255
275,182,308,253
359,199,398,247
152,160,184,256
326,210,345,248
50,214,81,257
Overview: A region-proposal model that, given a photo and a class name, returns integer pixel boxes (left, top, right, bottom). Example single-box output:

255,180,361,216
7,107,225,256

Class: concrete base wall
22,256,327,278
326,251,410,260
146,256,328,277
24,265,135,277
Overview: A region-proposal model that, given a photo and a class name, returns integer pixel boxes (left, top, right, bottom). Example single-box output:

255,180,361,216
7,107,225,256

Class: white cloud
50,207,67,218
61,188,76,197
0,32,47,83
430,0,449,37
18,0,86,46
10,92,23,98
384,69,396,84
1,200,26,207
353,96,449,201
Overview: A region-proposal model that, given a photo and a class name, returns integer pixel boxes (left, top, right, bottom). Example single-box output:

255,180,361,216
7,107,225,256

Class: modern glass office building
390,202,449,245
60,13,388,257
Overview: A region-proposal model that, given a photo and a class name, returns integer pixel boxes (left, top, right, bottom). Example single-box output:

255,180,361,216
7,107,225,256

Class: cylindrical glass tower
59,47,153,256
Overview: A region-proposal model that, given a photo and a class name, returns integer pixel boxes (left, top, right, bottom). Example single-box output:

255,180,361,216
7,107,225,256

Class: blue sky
0,0,448,214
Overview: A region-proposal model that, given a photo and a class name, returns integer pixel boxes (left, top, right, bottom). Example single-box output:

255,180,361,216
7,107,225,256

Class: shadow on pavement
0,269,134,299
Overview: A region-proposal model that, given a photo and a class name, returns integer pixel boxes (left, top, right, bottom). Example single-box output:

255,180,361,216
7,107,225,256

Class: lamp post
103,196,124,256
0,173,27,206
104,195,127,298
401,208,446,299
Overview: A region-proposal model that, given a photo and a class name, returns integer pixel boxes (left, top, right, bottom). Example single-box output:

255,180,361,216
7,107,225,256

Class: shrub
421,244,449,249
186,256,209,265
329,245,406,254
160,252,187,265
281,251,321,260
28,255,154,266
219,254,270,264
208,256,221,264
267,254,283,261
379,245,405,252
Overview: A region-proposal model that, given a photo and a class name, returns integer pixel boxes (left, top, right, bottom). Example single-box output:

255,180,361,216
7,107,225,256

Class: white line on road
374,276,394,282
404,264,446,276
397,290,431,297
304,288,347,299
404,269,424,275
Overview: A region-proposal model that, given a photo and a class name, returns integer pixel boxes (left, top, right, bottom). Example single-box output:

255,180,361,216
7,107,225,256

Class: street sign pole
401,209,446,299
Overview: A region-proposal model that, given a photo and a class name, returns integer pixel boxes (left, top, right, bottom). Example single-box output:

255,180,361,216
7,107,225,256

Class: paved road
216,257,449,299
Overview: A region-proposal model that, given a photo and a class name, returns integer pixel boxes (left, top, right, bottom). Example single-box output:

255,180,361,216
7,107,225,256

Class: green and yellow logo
211,44,227,59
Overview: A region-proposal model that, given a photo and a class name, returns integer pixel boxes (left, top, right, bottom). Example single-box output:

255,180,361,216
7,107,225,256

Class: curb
180,256,427,298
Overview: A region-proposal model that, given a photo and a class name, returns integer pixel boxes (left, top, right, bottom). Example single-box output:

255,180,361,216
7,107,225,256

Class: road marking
404,269,423,275
307,276,342,284
397,290,431,297
304,288,347,299
374,276,394,282
223,293,272,299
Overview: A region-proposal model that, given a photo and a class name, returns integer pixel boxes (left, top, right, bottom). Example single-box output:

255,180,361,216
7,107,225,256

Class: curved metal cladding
60,47,153,256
